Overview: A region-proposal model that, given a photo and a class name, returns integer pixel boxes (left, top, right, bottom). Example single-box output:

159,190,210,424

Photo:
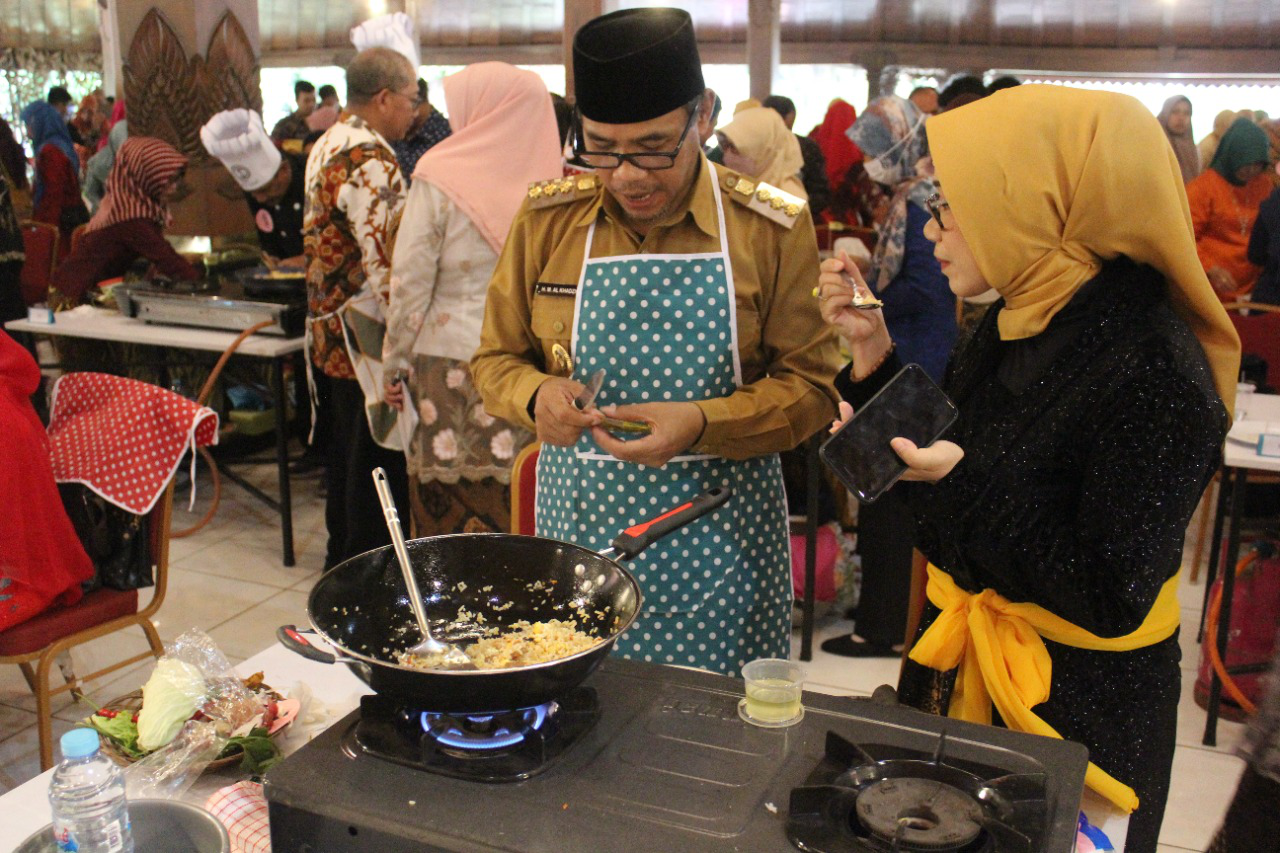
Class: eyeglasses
388,89,424,110
925,192,951,230
572,107,699,171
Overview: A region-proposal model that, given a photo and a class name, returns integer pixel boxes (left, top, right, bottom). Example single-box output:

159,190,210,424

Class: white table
5,307,307,566
0,643,370,851
0,641,1130,851
1200,392,1280,745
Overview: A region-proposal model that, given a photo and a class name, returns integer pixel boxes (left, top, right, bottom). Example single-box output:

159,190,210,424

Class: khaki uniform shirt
472,157,841,460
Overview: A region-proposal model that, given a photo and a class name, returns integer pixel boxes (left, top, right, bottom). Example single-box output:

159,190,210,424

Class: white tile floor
0,461,1250,850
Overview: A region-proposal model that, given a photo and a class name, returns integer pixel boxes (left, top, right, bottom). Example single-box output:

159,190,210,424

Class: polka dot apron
536,165,792,675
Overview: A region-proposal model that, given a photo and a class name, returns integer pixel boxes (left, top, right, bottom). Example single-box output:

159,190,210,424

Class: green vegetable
136,659,205,752
85,714,145,760
219,727,281,773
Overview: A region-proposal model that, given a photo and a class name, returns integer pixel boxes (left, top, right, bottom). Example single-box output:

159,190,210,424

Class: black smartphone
820,363,959,504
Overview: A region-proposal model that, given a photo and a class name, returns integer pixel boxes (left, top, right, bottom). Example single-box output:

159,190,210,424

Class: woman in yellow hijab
816,85,1239,853
715,106,807,199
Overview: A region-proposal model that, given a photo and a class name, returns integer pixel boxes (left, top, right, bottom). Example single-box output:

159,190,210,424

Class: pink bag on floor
791,525,839,602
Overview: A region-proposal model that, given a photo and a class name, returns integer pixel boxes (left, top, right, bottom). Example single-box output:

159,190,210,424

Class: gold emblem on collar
756,187,772,202
734,178,755,196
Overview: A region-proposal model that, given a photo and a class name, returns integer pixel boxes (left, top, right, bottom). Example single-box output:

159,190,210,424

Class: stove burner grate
345,688,599,783
787,731,1050,853
422,702,553,752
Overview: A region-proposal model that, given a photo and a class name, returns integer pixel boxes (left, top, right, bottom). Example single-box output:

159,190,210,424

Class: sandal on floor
820,634,901,658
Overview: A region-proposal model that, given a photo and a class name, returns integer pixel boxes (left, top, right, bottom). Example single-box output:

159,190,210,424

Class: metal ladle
372,468,473,669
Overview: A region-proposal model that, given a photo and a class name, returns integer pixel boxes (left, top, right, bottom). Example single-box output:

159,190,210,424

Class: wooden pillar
99,0,124,100
747,0,781,102
113,0,261,237
563,0,604,100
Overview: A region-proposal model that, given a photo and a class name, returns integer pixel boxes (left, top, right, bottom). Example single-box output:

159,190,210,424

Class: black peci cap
573,8,705,124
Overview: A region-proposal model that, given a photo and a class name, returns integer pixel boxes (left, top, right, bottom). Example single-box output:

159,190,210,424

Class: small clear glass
738,658,805,728
1238,382,1256,420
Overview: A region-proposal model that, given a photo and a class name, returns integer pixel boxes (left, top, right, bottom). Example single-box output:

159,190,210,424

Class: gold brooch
551,343,573,373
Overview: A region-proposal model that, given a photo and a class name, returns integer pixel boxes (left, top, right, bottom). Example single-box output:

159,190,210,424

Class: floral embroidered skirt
404,355,533,537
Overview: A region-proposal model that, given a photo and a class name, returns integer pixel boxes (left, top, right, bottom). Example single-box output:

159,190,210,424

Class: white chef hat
200,109,282,192
350,13,420,71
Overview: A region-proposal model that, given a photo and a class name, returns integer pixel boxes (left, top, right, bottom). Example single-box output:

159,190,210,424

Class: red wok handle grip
609,486,732,561
277,625,336,665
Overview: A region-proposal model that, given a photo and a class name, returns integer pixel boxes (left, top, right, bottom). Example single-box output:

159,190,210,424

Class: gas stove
264,658,1088,852
114,269,306,337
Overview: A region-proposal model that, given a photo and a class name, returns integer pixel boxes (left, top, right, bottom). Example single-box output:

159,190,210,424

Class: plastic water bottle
48,728,134,853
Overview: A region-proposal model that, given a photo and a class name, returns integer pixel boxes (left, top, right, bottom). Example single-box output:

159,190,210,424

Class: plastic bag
123,630,262,799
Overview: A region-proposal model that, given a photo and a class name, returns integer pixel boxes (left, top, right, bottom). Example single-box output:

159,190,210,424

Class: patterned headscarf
847,95,934,293
19,100,78,204
85,137,186,234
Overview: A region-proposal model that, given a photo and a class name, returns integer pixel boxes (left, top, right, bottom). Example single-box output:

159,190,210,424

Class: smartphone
820,363,958,504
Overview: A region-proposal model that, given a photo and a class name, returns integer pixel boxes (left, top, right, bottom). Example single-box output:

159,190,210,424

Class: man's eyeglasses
388,89,424,110
925,192,951,230
573,106,699,171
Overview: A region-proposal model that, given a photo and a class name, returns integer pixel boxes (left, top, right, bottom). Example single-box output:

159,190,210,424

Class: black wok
279,486,731,712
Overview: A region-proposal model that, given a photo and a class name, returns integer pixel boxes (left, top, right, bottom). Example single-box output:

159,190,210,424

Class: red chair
19,220,60,306
510,442,541,536
1222,302,1280,390
0,486,173,770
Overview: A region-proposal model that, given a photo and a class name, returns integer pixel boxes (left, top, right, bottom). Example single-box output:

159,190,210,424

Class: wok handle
609,486,733,560
277,625,336,665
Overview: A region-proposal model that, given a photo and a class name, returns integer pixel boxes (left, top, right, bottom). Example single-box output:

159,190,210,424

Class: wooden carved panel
124,8,261,166
123,7,259,235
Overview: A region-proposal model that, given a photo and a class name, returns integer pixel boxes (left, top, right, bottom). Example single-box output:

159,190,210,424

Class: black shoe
820,634,900,658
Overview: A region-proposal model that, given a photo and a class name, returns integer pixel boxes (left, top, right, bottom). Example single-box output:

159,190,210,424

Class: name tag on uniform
535,282,577,298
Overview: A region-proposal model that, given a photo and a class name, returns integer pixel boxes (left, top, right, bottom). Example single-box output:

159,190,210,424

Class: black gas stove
264,658,1088,852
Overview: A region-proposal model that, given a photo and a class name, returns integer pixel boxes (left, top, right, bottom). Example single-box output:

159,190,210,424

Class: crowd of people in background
0,8,1277,846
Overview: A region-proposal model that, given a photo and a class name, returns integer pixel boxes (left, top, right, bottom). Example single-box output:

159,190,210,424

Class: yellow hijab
926,84,1241,415
717,106,806,199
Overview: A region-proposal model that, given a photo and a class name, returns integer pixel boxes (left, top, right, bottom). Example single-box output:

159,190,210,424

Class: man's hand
534,377,602,446
384,378,405,411
590,402,706,468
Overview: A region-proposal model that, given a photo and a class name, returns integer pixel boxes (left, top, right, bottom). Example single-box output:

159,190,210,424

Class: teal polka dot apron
536,164,792,675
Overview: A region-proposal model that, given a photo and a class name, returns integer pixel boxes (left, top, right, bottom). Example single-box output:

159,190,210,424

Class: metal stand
799,432,821,662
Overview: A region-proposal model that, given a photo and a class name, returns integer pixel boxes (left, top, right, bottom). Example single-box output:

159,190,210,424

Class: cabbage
135,658,206,752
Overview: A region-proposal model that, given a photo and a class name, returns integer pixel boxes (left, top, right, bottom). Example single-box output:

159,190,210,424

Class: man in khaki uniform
471,7,839,673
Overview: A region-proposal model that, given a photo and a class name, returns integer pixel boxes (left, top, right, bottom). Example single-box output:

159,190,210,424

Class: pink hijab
411,62,562,254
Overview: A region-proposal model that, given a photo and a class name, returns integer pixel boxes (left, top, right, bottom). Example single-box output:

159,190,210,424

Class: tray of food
84,670,300,773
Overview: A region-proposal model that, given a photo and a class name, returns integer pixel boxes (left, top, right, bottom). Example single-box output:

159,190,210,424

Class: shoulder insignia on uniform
722,173,806,230
527,173,600,209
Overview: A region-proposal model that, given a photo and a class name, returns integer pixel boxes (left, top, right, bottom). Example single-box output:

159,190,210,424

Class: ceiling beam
774,40,1280,76
257,37,1280,81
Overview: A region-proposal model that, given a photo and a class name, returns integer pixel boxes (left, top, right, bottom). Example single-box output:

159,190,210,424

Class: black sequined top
836,258,1228,851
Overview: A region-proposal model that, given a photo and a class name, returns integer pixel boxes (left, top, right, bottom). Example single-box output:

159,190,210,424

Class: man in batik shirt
303,46,418,568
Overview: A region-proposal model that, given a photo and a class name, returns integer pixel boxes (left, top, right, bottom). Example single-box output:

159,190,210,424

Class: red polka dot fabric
47,373,219,515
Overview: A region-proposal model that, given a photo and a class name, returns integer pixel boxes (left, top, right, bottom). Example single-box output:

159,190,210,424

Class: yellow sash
908,564,1182,814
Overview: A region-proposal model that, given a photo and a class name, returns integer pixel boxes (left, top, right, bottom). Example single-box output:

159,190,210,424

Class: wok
279,486,731,712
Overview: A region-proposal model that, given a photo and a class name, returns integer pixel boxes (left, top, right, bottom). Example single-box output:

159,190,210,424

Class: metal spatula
372,468,473,669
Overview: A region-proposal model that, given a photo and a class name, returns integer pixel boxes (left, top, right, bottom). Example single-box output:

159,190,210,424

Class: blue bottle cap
60,728,101,759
